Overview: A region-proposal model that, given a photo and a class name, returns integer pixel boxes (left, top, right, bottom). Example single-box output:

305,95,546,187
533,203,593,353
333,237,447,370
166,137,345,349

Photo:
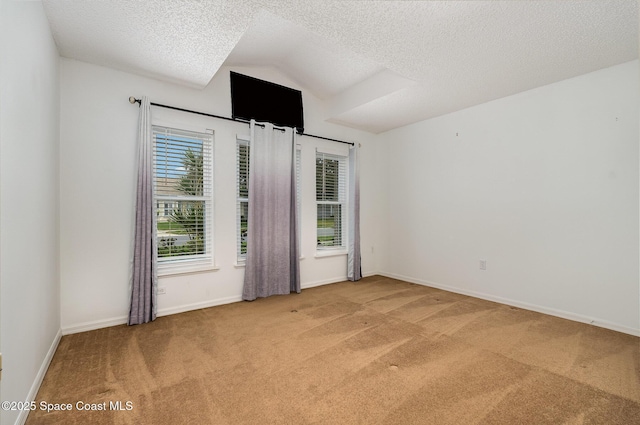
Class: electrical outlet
479,260,487,271
158,287,167,295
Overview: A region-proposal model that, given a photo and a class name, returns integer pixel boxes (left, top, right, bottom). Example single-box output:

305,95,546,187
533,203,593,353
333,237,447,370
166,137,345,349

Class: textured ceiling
42,1,638,133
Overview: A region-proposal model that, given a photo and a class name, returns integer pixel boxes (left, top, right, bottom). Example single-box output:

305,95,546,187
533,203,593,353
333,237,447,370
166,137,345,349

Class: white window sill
314,249,348,258
158,265,220,277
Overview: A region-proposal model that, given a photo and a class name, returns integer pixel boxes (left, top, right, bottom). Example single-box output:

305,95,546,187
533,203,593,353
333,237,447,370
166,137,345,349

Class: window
316,151,347,250
237,139,250,262
153,126,214,273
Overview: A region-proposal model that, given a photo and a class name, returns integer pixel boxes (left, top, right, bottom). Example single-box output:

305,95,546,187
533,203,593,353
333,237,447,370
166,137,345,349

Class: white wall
0,1,61,424
59,59,382,333
378,61,640,335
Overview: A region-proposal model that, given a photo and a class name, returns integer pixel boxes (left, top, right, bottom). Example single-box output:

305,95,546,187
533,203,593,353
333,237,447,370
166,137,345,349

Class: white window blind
237,139,249,261
153,126,213,271
316,151,347,250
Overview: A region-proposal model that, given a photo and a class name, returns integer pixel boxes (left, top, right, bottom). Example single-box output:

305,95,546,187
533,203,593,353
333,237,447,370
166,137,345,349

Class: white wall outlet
158,287,167,295
479,260,487,271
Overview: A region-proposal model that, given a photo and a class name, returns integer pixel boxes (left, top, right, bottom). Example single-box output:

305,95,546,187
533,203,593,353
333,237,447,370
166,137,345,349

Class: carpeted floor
27,276,640,424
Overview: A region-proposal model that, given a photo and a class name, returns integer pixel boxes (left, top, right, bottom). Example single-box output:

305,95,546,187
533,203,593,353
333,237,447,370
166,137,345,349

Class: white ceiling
42,1,638,134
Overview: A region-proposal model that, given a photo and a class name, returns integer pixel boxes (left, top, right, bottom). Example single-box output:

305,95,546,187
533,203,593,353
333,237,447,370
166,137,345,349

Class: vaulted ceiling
42,1,638,133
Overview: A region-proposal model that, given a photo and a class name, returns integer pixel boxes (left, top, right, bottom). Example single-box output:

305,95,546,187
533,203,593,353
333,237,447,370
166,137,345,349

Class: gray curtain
243,120,301,300
128,96,157,325
347,145,362,281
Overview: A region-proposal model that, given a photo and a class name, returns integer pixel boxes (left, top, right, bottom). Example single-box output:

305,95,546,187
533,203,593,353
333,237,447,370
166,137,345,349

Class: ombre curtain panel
128,96,157,325
243,120,300,300
347,145,362,281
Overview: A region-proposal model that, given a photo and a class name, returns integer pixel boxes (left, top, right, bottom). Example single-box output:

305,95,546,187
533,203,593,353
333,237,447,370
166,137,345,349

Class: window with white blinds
153,126,214,272
316,151,347,250
236,139,250,261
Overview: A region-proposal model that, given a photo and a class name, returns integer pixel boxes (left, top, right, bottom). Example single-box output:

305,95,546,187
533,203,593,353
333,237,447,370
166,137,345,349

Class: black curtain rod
129,97,354,146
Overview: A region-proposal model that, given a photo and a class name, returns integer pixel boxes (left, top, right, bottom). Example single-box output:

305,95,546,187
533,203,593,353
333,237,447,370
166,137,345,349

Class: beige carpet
27,276,640,424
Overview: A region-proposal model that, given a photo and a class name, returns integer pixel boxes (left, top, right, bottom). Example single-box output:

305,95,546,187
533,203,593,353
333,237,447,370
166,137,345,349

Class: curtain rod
128,97,354,146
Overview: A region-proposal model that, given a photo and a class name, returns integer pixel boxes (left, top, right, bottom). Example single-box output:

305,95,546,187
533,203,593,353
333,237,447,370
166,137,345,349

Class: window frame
315,150,348,254
236,136,250,264
153,125,215,276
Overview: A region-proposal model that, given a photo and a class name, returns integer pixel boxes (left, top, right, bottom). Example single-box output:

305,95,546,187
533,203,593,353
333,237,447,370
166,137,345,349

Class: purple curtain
128,96,157,324
348,145,362,281
242,121,300,300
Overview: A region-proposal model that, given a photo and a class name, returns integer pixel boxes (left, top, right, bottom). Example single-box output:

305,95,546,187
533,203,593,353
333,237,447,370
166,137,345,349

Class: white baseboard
15,329,62,425
379,271,640,337
159,273,381,316
300,270,379,290
62,316,128,335
156,295,243,317
62,272,381,335
301,276,346,289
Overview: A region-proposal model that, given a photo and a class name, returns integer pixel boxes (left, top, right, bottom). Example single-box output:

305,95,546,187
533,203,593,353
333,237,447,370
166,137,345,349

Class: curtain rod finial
129,96,139,105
